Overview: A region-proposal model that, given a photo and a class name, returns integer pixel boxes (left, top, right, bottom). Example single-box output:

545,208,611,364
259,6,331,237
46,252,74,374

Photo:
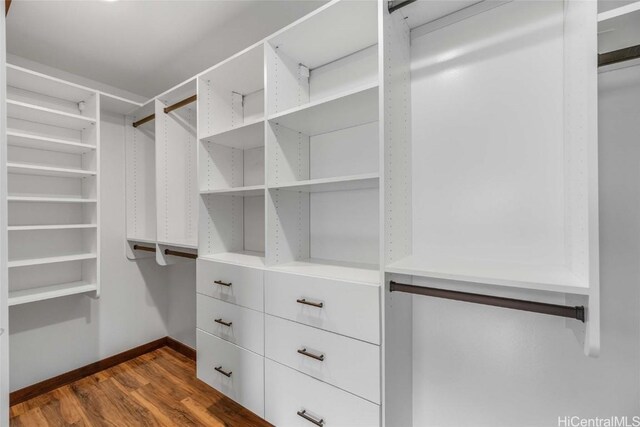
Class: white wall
411,64,640,425
7,60,198,391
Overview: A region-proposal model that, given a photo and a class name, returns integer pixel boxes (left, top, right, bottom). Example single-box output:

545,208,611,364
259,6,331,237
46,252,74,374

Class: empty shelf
7,99,96,130
200,251,266,268
200,185,265,197
7,162,97,178
157,241,198,250
269,174,379,193
270,258,380,285
8,224,97,231
7,130,95,154
127,237,157,245
200,118,265,150
8,281,97,306
385,256,590,295
8,196,97,203
268,84,378,136
8,65,96,104
8,253,97,268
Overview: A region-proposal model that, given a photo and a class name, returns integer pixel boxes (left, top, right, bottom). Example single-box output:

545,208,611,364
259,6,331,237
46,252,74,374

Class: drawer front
265,271,380,344
196,330,264,417
197,259,264,311
265,359,380,427
265,315,380,404
197,294,264,355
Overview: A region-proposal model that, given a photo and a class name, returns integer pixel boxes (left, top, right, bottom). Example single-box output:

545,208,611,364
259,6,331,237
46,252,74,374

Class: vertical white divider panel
381,3,413,426
125,101,156,260
0,9,8,423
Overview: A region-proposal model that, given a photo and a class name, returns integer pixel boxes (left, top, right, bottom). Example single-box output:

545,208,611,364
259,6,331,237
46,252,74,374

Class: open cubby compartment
198,192,265,268
198,44,264,139
156,81,198,250
125,101,157,258
266,186,380,284
265,0,378,117
7,64,98,120
383,0,599,354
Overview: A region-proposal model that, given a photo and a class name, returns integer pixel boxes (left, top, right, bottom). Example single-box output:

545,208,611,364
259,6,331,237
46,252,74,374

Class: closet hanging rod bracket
389,281,585,322
163,94,197,114
164,249,198,259
388,0,417,13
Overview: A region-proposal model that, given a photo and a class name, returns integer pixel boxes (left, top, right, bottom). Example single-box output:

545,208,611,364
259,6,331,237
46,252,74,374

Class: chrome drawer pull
214,366,232,377
296,298,323,308
214,318,232,327
297,410,324,426
214,280,232,287
297,348,325,361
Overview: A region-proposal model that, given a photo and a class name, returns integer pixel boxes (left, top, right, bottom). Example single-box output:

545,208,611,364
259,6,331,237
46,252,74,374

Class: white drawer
196,330,264,417
265,271,380,344
265,359,380,427
197,294,264,355
197,259,264,311
265,315,380,404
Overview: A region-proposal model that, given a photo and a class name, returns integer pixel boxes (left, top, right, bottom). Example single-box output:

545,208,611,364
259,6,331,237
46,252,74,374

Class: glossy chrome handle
214,366,232,377
297,348,324,361
296,298,323,308
297,410,324,426
214,280,232,287
214,318,232,327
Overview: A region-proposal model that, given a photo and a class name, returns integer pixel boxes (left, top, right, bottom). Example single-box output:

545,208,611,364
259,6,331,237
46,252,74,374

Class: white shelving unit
6,65,100,306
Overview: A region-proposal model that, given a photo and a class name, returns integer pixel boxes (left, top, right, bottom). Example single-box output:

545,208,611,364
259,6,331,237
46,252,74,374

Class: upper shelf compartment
7,65,97,120
598,1,640,68
266,0,378,117
198,44,264,139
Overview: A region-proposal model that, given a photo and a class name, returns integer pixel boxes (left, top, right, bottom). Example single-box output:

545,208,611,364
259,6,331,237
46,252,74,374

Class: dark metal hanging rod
164,249,198,259
389,281,585,322
164,94,197,114
599,44,640,68
132,114,155,128
133,244,156,253
388,0,417,13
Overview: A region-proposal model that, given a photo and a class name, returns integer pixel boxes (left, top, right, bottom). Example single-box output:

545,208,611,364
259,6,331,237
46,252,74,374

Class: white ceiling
7,0,326,98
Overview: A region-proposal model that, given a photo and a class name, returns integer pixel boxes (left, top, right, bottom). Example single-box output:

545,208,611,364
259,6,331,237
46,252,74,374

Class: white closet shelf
268,84,379,136
8,224,97,231
7,196,97,203
385,256,590,295
8,253,97,268
127,237,157,245
7,130,95,154
270,258,380,285
200,251,266,268
7,162,97,178
157,241,198,250
8,64,96,104
269,174,378,193
200,118,265,150
8,281,97,306
7,99,96,130
200,185,265,197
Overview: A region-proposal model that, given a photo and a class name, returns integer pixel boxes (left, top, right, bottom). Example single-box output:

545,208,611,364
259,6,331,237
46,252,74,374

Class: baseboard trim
10,336,196,406
166,336,197,361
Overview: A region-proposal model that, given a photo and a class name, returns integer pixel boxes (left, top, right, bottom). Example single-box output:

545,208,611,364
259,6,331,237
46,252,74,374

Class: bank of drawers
196,258,382,425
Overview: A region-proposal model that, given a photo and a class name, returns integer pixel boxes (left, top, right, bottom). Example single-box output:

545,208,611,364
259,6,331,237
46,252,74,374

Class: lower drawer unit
265,314,380,404
197,293,264,355
196,329,264,417
197,259,264,311
265,358,380,427
265,270,380,344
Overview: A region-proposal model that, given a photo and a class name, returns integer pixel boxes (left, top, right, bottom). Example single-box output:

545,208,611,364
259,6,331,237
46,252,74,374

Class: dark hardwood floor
9,346,271,427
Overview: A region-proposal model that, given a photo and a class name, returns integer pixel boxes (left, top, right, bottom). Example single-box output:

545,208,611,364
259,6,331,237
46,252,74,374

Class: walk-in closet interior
1,0,639,425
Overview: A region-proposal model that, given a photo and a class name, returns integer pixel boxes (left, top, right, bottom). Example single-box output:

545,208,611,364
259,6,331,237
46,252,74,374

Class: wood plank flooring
9,346,272,427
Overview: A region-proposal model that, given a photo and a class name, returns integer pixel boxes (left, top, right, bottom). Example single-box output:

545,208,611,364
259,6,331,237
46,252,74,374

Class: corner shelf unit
6,65,101,306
